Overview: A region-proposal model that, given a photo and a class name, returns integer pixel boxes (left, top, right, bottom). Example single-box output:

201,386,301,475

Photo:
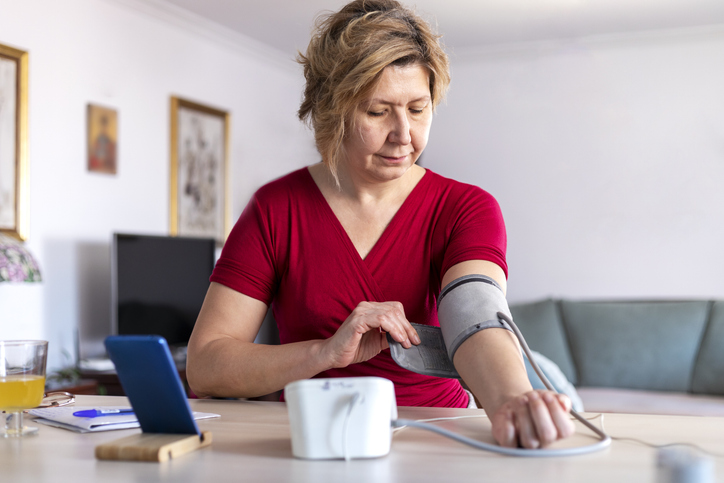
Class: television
111,233,216,349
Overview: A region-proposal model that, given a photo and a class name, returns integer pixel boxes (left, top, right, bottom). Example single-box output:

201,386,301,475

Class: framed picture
0,43,29,240
87,104,118,174
169,96,229,244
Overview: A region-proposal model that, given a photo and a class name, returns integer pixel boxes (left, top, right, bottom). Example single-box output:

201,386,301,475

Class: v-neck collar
304,167,430,266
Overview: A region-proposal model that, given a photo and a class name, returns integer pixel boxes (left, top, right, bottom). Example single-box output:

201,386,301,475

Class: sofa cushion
509,299,578,385
561,301,709,392
691,301,724,395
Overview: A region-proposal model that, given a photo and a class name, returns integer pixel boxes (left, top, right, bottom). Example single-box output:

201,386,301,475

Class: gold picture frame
0,43,29,240
87,104,118,174
169,96,230,244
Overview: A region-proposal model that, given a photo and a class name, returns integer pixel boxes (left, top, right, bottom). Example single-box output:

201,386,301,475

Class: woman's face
342,63,432,184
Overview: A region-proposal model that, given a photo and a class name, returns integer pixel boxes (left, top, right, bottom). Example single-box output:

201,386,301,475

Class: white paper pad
29,406,220,433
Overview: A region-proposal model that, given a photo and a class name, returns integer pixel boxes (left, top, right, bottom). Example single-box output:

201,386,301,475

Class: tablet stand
95,431,212,462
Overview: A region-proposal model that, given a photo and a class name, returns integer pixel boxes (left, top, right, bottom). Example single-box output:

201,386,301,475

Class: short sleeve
439,185,508,279
210,194,279,305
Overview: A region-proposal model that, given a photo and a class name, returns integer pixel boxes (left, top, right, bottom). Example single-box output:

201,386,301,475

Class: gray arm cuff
438,274,512,362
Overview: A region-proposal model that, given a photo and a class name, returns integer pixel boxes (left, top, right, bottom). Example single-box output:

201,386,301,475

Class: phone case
104,335,200,435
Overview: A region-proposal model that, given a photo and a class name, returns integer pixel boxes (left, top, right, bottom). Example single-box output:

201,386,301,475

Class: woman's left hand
490,389,576,449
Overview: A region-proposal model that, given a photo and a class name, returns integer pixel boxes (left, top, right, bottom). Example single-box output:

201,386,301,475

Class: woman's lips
380,154,409,162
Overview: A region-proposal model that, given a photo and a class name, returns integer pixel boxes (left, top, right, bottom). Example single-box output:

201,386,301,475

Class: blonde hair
297,0,450,181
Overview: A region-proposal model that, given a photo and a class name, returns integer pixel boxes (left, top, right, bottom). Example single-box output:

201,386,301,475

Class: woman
187,0,575,449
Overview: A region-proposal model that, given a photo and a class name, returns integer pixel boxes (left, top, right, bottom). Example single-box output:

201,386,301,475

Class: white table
3,395,722,482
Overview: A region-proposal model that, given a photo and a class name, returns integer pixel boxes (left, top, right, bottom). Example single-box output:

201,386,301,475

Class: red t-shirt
211,167,507,407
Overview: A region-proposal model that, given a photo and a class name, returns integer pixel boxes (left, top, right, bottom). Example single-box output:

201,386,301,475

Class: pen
73,408,135,418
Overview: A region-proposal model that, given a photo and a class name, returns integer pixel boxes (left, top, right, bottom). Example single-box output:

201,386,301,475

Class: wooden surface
3,395,723,482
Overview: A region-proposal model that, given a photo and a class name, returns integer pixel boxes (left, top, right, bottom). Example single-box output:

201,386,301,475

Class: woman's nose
388,112,412,145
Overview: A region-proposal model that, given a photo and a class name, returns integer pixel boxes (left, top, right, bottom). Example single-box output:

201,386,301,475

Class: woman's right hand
323,301,421,369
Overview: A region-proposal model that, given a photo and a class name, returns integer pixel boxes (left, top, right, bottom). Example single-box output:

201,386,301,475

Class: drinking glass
0,340,48,437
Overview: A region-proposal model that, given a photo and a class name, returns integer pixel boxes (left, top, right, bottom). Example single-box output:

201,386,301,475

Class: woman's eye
367,111,384,117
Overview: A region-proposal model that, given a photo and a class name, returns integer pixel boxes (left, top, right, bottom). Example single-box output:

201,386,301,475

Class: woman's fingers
510,394,541,449
491,407,517,448
356,301,418,348
327,301,419,367
545,392,576,438
525,391,558,447
387,302,421,345
492,390,577,449
556,393,573,413
381,301,419,347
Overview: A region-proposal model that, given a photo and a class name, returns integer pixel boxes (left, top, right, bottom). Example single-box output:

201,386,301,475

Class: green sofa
510,299,724,416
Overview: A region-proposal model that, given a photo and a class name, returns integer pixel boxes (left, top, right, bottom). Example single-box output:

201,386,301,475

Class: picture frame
87,104,118,174
169,96,229,244
0,43,29,240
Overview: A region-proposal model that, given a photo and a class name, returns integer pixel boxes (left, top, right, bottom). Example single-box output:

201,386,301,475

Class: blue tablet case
104,335,200,435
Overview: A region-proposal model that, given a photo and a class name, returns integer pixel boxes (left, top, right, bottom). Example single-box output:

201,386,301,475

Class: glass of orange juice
0,340,48,437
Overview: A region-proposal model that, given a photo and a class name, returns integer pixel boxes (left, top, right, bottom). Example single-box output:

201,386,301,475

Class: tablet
104,335,200,435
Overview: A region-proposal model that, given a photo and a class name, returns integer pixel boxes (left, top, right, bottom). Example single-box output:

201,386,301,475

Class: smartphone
104,335,199,435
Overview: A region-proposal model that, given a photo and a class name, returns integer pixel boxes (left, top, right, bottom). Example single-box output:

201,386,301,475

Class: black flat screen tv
111,233,216,347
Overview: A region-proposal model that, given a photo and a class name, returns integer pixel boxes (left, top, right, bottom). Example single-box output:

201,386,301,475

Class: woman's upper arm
439,184,507,293
188,282,269,353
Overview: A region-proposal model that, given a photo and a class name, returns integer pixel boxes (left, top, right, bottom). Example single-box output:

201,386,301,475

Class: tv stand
77,363,189,396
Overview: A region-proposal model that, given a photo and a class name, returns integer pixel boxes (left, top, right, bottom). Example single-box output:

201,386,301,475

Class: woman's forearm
186,282,337,398
452,328,532,415
187,337,332,398
453,327,576,448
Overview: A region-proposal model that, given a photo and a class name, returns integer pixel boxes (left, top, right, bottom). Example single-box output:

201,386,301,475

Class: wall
425,27,724,303
0,0,317,370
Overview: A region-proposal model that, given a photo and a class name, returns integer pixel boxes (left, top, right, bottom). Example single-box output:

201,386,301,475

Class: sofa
510,299,724,416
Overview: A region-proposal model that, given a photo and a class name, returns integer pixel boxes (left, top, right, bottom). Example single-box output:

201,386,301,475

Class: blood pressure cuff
438,274,513,362
387,274,513,379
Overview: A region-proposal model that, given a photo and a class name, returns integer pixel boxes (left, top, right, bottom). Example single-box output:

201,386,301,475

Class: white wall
0,0,317,370
425,27,724,303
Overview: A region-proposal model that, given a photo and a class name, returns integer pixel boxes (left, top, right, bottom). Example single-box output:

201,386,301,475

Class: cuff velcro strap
386,323,461,379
